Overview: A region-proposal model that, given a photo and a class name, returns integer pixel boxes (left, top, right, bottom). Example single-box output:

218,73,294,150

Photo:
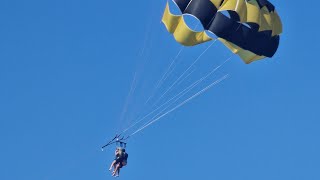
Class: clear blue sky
0,0,319,180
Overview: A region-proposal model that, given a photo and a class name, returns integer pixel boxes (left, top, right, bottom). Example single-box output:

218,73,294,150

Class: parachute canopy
162,0,283,64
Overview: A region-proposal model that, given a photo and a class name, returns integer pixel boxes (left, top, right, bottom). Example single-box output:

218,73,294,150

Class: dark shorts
115,157,123,164
118,162,123,168
118,160,127,168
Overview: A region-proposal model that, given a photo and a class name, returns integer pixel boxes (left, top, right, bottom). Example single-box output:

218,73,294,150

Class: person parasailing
102,135,129,177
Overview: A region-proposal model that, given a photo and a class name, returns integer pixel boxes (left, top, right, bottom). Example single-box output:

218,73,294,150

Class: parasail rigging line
150,40,217,108
120,68,197,134
121,55,231,134
118,72,139,124
129,73,230,137
144,46,184,105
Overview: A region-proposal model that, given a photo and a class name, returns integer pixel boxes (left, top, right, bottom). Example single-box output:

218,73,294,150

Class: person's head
117,147,123,156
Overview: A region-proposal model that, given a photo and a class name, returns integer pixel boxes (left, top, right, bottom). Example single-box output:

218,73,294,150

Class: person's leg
109,160,116,171
112,163,119,176
113,163,123,176
113,161,118,169
117,167,120,176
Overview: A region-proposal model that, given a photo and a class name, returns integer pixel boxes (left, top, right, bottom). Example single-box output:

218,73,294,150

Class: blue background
0,0,319,179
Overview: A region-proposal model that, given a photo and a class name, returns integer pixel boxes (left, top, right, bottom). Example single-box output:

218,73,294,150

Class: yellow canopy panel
162,2,213,46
